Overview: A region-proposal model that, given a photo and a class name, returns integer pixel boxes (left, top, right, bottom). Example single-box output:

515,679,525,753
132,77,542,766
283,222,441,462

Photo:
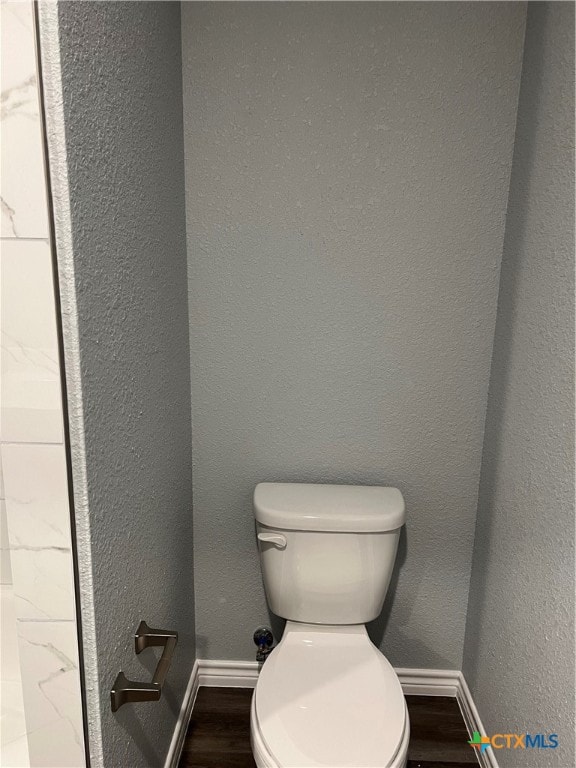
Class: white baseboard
456,672,498,768
197,661,463,697
165,660,496,768
198,659,260,688
395,667,461,696
164,660,200,768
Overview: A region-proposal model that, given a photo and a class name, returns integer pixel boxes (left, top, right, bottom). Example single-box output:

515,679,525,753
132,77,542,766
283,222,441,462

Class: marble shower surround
0,1,85,765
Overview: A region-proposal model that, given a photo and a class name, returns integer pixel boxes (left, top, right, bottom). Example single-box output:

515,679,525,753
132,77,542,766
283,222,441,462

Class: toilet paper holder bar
110,621,178,712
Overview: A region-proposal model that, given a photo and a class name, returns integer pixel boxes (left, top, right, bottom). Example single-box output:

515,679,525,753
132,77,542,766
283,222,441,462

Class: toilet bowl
250,622,409,768
251,482,408,768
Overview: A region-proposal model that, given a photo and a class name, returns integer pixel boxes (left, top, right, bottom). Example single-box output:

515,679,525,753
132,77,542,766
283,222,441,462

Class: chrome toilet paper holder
110,621,178,712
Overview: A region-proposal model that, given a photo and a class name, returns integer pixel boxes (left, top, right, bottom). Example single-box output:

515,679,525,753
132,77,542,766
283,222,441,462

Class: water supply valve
253,626,274,663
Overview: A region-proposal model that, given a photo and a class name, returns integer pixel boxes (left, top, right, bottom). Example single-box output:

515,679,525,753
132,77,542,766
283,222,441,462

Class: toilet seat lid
255,625,406,768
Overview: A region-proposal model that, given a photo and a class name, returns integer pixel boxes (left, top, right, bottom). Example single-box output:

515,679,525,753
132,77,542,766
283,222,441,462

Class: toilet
250,482,409,768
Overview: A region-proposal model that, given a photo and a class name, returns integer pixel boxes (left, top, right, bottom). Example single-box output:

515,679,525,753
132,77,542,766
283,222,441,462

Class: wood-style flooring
179,687,479,768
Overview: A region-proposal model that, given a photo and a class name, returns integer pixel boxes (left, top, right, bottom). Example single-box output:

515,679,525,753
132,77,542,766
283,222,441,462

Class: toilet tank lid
253,483,405,533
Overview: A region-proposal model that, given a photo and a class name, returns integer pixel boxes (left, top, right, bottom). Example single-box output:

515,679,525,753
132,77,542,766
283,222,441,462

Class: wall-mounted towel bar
110,621,178,712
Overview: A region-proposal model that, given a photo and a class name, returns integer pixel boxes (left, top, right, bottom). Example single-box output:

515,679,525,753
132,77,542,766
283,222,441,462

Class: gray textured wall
463,4,575,765
42,3,194,766
182,2,526,666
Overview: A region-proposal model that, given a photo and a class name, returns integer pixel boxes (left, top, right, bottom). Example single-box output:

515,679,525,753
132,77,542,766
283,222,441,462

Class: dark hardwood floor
179,687,478,768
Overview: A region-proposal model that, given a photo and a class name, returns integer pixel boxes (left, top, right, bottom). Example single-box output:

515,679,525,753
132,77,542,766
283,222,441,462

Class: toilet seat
251,623,409,768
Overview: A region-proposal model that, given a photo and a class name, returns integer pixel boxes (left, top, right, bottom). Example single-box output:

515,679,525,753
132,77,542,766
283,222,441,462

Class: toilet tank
254,483,406,625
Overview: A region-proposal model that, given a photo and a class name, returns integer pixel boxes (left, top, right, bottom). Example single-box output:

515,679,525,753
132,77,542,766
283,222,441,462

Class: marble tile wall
0,1,85,765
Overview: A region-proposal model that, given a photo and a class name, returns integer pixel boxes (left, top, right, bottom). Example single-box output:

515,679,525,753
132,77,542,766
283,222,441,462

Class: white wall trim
198,659,260,688
166,661,496,768
394,667,461,697
197,661,465,696
456,672,498,768
36,4,103,766
164,660,200,768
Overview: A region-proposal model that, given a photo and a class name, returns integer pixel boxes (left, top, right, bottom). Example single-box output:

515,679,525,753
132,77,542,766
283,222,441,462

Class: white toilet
250,482,409,768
